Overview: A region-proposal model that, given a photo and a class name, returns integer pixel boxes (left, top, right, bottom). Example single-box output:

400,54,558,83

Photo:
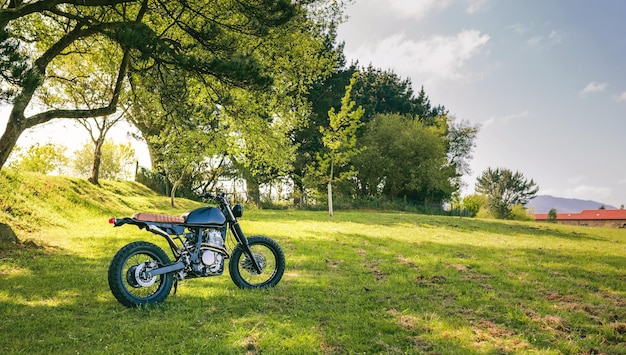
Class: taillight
109,218,116,225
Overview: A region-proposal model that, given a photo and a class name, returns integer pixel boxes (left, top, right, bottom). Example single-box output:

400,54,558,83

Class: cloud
527,30,563,48
580,81,607,96
386,0,451,19
509,23,532,35
467,0,488,13
350,30,490,83
614,91,626,102
564,185,612,201
482,110,529,127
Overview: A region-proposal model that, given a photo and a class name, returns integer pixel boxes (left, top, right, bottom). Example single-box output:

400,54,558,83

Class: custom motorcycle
107,192,285,307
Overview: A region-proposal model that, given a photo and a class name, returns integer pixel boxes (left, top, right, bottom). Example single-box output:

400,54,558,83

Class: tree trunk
0,116,24,169
328,159,334,217
171,176,183,208
246,177,260,208
88,139,104,185
327,181,333,217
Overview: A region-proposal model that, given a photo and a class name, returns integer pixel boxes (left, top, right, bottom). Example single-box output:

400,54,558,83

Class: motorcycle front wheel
108,241,174,307
229,236,285,289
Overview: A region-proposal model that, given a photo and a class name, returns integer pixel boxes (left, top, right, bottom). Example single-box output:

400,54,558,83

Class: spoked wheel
108,241,174,307
229,236,285,289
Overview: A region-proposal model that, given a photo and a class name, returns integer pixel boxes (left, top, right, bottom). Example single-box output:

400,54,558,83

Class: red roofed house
534,209,626,228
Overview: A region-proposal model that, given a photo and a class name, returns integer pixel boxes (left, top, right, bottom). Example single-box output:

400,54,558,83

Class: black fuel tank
183,207,226,226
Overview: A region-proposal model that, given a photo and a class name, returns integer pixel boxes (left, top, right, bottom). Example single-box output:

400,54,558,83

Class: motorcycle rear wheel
229,236,285,289
108,241,174,307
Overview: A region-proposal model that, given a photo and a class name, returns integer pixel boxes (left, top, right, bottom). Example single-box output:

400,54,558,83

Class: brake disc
132,262,157,287
242,253,266,274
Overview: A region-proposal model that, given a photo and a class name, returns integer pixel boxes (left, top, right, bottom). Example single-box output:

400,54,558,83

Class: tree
10,143,69,175
298,56,481,207
318,73,363,216
39,34,128,185
0,0,301,170
77,114,125,185
351,67,447,127
447,118,480,189
475,167,539,219
292,41,355,206
547,208,558,223
352,113,453,202
118,1,342,205
73,140,135,180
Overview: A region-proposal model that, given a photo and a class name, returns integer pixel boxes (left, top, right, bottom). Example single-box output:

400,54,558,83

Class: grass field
1,172,625,354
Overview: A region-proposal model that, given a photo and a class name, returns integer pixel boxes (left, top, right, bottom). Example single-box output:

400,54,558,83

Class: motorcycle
107,192,285,307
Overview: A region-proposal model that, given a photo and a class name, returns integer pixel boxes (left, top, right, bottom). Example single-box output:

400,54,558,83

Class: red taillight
109,218,116,224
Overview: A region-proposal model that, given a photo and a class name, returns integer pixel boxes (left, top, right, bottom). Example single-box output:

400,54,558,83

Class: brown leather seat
132,212,185,224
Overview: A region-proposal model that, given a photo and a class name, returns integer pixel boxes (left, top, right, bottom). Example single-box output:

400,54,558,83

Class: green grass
1,171,625,354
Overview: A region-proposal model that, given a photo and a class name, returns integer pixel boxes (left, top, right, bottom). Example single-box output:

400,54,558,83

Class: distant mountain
526,195,617,214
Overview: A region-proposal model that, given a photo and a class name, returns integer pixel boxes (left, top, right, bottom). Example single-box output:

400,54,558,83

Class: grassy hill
1,171,625,354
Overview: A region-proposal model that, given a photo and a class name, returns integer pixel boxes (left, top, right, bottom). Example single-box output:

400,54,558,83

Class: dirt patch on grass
471,318,530,353
326,259,344,269
366,262,386,282
386,308,433,335
414,274,447,287
395,254,418,269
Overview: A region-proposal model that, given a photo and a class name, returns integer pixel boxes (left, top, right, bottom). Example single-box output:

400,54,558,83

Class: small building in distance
534,209,626,228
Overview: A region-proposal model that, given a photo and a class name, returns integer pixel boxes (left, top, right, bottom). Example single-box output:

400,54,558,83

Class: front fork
230,221,263,274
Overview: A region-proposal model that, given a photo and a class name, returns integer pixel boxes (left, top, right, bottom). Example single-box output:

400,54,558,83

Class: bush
510,204,533,221
462,194,486,217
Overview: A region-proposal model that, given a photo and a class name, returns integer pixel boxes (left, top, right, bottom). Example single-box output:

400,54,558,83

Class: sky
1,0,625,207
336,0,626,207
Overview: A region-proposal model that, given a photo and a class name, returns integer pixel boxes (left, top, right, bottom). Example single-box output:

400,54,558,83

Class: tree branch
27,47,130,128
0,0,135,28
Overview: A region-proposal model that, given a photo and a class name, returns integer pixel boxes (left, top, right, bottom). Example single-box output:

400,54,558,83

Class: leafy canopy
475,167,539,219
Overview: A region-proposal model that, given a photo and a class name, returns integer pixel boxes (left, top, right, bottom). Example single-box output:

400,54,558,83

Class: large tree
475,167,539,219
120,1,341,201
296,61,474,204
0,0,300,170
352,113,454,202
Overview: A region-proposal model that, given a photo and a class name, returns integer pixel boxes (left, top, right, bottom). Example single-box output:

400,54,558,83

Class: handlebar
199,191,228,203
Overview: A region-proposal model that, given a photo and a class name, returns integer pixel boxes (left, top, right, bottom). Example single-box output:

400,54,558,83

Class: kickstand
173,279,178,295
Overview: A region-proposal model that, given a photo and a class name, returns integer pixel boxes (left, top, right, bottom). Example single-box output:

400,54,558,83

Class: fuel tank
182,207,226,227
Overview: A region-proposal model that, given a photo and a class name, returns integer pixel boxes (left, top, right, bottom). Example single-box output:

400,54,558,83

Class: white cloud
467,0,488,13
580,81,607,96
350,30,489,84
527,36,543,47
547,30,563,44
509,23,532,35
482,110,529,127
386,0,451,19
614,91,626,102
527,30,563,48
564,185,612,201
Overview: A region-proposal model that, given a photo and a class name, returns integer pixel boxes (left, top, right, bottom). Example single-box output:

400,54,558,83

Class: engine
199,229,225,275
179,228,226,277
